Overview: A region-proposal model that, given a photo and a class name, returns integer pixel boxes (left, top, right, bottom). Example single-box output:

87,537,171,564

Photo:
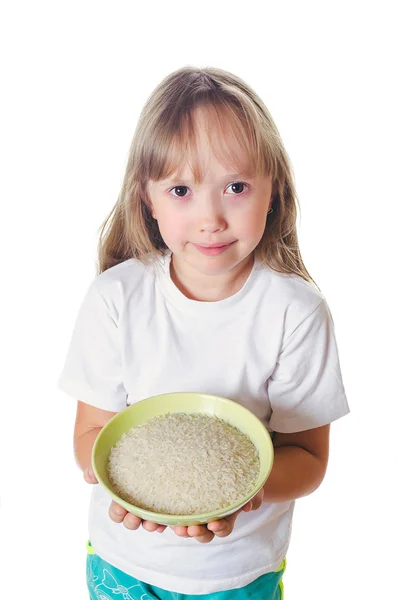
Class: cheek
156,209,187,244
236,208,267,238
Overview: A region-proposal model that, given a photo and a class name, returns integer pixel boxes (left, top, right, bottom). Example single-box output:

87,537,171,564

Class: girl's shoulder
256,261,326,323
87,256,159,320
95,255,158,292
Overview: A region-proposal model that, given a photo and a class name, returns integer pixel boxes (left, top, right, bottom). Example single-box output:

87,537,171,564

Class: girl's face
146,114,272,287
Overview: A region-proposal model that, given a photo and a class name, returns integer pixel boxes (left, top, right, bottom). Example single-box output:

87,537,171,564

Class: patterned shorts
86,540,286,600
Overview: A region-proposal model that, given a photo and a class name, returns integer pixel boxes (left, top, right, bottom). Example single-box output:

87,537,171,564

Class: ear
145,203,157,220
143,186,157,219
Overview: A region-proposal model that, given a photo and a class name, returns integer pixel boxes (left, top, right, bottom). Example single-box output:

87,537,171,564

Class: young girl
58,66,350,600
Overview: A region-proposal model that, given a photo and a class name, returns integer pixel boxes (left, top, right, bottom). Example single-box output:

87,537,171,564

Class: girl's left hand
172,486,265,543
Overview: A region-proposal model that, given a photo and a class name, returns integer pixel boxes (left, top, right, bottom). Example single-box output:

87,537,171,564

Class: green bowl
92,392,274,526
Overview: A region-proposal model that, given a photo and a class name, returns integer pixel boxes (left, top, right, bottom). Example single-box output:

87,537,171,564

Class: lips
194,241,236,248
192,240,237,256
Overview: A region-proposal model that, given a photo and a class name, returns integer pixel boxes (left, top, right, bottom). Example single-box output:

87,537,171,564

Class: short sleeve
57,278,127,412
267,300,350,433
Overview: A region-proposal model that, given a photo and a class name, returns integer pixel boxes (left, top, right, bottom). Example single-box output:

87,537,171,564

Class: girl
58,66,350,600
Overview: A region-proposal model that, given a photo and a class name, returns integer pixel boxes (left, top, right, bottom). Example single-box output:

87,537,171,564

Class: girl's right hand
83,466,99,484
83,466,166,532
108,501,167,533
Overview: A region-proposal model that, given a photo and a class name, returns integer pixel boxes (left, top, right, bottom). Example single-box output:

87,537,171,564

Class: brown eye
227,182,248,195
170,186,190,198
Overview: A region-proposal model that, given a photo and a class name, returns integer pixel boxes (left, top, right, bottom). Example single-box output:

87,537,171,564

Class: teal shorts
86,541,286,600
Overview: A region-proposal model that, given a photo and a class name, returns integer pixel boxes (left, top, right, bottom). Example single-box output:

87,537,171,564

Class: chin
191,255,243,275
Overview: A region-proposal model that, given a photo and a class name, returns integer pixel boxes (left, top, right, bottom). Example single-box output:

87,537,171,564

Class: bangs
146,102,277,186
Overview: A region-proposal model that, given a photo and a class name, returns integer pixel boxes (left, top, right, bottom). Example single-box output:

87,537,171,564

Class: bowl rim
92,391,274,522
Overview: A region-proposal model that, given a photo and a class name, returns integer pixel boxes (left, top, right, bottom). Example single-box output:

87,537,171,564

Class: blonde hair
97,65,318,289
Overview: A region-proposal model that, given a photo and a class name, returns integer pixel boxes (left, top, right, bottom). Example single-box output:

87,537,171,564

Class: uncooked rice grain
107,412,260,515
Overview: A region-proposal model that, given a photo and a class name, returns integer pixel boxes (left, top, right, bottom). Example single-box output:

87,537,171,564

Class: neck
169,253,255,302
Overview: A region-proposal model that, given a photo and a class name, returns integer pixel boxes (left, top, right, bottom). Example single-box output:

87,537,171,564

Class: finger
142,520,161,533
187,525,209,538
172,526,190,538
209,521,232,538
207,511,240,537
192,530,215,544
207,519,232,537
251,489,265,510
83,467,98,484
207,519,226,533
251,497,262,511
156,525,167,533
242,501,253,512
109,501,128,523
123,512,142,530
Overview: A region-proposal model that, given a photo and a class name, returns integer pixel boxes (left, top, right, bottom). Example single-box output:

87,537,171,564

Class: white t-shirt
58,250,349,594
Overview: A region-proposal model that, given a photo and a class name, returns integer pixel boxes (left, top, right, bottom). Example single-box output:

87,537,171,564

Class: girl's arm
73,400,118,474
261,423,330,503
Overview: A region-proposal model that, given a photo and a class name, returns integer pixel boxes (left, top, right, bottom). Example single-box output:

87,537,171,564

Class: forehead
156,105,259,186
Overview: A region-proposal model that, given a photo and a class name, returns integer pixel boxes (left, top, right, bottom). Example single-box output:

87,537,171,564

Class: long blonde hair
97,65,318,289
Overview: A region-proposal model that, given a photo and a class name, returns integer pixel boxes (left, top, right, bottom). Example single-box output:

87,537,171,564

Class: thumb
83,466,98,484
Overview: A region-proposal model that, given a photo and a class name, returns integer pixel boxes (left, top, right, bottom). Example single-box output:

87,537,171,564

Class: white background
1,1,396,598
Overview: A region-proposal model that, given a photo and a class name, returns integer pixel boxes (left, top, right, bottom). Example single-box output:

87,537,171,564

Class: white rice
107,412,260,515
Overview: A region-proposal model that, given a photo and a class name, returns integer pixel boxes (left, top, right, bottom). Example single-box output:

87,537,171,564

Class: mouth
191,240,237,256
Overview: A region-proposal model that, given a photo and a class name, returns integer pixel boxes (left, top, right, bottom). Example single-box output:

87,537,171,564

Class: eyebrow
161,172,253,185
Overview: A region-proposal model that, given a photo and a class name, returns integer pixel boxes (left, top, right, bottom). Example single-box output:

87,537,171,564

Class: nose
198,197,227,234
